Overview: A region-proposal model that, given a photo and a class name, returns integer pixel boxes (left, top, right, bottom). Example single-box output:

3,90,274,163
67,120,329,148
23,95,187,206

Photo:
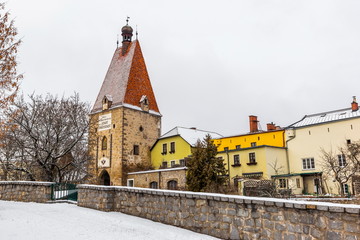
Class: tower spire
121,17,133,55
136,25,138,39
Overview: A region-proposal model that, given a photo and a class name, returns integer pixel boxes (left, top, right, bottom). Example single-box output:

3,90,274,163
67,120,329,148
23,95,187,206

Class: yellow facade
214,130,287,186
213,130,285,151
151,136,192,169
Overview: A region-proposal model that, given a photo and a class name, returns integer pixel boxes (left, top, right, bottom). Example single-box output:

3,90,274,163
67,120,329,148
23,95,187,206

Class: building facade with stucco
278,97,360,195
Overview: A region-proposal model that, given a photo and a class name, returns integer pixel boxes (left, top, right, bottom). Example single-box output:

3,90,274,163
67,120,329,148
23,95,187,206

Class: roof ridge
306,107,351,117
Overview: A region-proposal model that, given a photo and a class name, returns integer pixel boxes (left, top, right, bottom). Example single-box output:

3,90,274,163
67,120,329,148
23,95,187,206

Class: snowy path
0,200,219,240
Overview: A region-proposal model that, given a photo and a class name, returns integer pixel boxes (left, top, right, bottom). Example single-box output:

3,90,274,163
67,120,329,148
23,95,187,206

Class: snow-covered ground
0,200,219,240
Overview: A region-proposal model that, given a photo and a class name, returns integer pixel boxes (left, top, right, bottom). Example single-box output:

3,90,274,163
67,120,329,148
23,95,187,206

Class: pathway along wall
78,184,360,240
0,181,53,203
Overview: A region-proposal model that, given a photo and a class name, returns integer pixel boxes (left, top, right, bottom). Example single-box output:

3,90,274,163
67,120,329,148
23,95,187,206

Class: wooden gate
51,183,78,201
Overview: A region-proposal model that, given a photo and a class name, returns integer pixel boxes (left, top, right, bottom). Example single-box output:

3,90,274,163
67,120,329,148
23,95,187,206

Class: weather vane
126,16,130,25
136,25,138,39
116,34,119,48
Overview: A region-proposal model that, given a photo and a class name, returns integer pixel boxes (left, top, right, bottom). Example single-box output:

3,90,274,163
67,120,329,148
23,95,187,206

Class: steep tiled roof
91,40,159,114
288,107,360,128
160,127,223,147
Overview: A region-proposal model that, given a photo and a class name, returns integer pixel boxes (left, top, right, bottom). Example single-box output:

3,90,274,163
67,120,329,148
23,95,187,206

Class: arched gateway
99,170,110,186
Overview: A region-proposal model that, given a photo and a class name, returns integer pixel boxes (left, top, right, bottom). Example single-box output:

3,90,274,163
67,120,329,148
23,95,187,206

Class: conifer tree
186,134,228,192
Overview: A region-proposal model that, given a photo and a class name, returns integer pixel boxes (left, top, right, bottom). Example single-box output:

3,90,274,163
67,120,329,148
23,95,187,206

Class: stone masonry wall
128,168,187,189
89,106,161,186
78,184,360,240
0,181,53,203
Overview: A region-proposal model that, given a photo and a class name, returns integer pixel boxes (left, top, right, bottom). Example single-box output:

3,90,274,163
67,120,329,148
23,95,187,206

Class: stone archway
99,170,110,186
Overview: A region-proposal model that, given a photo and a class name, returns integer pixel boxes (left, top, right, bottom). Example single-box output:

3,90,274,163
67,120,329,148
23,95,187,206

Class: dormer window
102,95,113,110
140,95,149,112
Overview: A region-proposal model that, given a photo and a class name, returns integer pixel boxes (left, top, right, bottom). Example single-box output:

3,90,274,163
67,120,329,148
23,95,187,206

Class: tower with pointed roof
88,20,161,186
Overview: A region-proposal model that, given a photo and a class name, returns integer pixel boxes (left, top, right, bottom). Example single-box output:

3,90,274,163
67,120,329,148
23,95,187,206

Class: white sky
6,0,360,136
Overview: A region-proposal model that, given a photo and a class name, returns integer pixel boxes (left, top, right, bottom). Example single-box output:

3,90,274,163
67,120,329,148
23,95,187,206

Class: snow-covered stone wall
78,184,360,240
0,181,53,203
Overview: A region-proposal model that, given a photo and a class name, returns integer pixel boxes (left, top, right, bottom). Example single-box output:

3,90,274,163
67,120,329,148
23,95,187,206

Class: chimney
249,115,258,132
267,122,276,131
351,96,358,111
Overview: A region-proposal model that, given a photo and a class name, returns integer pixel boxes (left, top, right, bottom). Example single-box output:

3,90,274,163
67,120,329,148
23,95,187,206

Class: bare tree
0,2,23,143
321,142,360,196
0,2,22,108
1,93,91,182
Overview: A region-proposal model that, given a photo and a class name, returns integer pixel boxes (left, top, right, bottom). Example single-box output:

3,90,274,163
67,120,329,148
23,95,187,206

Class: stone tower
88,20,161,186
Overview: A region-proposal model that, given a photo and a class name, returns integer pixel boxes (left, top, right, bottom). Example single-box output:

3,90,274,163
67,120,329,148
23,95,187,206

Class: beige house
277,97,360,195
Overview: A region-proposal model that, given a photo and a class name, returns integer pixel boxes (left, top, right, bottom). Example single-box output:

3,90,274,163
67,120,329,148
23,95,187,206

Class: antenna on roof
136,25,138,39
116,34,119,48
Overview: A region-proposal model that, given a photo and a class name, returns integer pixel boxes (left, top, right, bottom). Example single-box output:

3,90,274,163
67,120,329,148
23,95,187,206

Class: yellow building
151,126,222,169
280,97,360,195
213,116,288,191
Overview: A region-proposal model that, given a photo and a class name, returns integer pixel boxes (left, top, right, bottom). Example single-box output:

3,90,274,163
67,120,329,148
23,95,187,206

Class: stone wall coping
77,184,360,212
127,167,187,175
0,181,54,186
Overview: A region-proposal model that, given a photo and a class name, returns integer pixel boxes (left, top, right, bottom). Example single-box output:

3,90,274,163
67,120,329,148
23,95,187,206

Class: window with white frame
179,159,185,166
127,179,134,187
162,143,167,154
338,154,346,167
302,158,315,170
249,152,256,163
279,179,287,188
233,154,240,166
170,142,176,153
342,183,349,194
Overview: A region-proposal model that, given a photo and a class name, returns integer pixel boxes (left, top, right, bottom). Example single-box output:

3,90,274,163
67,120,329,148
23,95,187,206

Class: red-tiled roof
91,40,160,114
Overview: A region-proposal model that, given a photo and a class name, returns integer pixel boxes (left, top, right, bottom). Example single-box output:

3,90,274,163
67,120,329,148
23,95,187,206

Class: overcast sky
6,0,360,136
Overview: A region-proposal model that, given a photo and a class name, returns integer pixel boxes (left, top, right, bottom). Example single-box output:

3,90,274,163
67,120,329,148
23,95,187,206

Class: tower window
101,136,107,150
133,145,139,155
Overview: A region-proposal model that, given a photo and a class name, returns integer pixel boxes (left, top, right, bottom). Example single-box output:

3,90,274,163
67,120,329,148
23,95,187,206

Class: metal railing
51,183,78,201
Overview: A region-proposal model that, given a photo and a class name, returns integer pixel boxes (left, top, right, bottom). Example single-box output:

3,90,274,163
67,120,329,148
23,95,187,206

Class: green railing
51,183,78,201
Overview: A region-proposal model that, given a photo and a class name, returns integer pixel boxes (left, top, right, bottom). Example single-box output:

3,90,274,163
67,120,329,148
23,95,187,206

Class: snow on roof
289,107,360,128
91,40,160,114
128,167,187,175
160,127,223,146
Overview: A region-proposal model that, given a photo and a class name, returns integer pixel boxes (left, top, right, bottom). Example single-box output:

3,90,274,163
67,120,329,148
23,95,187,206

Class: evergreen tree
186,134,228,192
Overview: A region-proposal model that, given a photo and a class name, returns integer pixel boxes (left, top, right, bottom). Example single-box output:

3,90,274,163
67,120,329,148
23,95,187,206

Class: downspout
284,128,295,175
159,171,161,189
283,116,306,175
226,150,231,186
